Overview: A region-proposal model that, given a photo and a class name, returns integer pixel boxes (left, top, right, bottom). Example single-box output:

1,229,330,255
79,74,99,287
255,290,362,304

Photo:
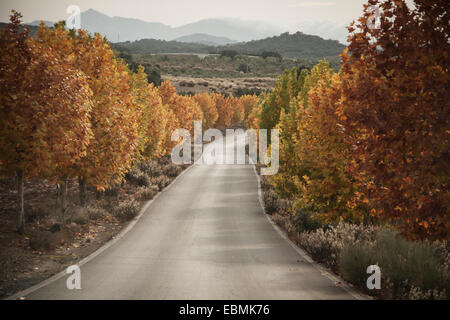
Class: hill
174,33,237,46
113,31,345,60
219,32,346,59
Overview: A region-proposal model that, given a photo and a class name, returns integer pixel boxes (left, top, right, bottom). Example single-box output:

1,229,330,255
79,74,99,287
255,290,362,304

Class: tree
37,25,140,199
239,95,259,121
0,13,93,230
259,68,303,131
158,81,202,134
131,65,166,160
211,93,234,128
337,0,450,240
193,93,218,129
230,96,244,124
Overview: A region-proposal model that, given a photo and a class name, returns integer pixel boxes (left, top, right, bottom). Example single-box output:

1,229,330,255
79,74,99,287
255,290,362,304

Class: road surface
14,132,359,300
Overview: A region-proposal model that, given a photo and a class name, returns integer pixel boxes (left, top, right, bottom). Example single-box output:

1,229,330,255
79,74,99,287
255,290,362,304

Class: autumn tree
158,80,203,134
212,93,234,128
130,65,167,159
337,0,449,240
230,95,244,125
0,12,93,231
239,94,259,121
193,93,218,129
37,24,139,202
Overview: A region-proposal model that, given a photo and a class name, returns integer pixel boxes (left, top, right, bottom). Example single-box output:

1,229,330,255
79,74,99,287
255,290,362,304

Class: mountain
174,33,237,46
27,9,283,43
29,20,54,28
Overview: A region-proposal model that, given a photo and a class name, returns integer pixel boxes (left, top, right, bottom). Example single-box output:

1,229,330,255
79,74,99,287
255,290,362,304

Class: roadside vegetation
250,0,449,299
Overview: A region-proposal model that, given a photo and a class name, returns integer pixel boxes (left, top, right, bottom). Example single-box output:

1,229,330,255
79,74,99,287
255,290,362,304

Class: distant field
132,53,341,79
162,75,276,96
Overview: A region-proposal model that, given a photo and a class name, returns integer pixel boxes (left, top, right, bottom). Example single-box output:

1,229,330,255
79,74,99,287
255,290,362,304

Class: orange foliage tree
337,0,449,240
0,13,93,231
193,93,218,129
212,93,234,128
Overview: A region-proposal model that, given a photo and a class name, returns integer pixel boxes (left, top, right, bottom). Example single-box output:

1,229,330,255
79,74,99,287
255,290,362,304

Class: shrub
138,160,163,178
163,163,182,178
151,175,171,191
70,207,89,225
114,200,140,221
340,230,449,299
293,208,323,233
125,168,151,187
136,185,159,201
86,206,108,220
263,189,278,215
299,222,379,271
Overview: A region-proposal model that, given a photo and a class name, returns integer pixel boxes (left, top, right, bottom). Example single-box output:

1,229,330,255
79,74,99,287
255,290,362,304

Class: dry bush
136,185,159,201
151,175,171,191
114,200,140,222
69,207,89,225
125,168,151,187
163,163,182,178
86,206,108,220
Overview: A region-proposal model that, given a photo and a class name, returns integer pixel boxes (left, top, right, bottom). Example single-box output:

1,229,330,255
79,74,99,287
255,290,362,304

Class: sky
0,0,371,27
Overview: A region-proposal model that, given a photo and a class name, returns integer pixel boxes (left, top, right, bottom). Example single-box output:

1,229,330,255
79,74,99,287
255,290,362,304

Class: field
130,52,341,79
162,75,276,96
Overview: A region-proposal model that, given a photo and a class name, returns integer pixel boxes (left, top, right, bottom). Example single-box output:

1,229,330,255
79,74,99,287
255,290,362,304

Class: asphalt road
15,132,359,300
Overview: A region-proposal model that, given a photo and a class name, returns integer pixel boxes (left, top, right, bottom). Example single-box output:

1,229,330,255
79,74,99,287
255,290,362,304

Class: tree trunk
16,169,24,234
59,180,68,224
78,176,87,206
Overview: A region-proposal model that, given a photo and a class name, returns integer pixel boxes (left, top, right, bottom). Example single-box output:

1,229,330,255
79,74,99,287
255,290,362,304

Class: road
14,132,359,300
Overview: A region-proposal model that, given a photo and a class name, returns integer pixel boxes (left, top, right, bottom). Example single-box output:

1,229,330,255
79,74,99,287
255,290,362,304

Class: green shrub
340,230,449,299
263,189,278,215
299,222,379,271
114,200,140,221
293,208,323,233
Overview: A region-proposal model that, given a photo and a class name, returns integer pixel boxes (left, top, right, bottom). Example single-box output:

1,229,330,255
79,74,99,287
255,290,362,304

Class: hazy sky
0,0,372,27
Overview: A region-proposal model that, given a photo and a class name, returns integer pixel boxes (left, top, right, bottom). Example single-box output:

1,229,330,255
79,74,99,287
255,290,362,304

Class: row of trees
247,0,449,241
0,11,259,233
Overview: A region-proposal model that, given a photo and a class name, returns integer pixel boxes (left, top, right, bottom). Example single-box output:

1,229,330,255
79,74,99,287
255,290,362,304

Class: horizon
0,0,382,44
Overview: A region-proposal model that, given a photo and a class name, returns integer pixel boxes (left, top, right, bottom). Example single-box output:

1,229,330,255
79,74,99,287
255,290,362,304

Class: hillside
113,31,345,60
112,39,213,55
218,32,346,59
174,33,237,46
